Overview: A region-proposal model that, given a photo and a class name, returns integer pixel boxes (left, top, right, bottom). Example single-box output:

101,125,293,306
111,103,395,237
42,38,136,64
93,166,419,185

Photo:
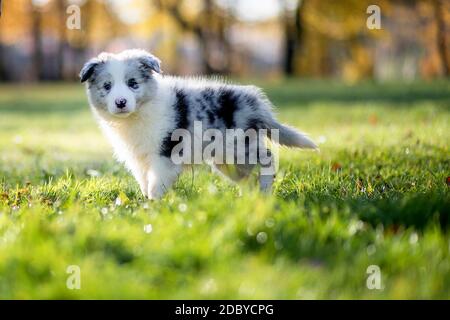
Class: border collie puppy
80,49,316,199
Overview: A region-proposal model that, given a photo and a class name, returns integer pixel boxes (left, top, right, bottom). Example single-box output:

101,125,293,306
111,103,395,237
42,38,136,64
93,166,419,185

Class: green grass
0,80,449,299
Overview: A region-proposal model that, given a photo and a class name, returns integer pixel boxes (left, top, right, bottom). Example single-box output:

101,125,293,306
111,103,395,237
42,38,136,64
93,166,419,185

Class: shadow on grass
303,192,449,231
239,191,449,265
0,81,449,116
262,80,450,107
0,100,86,115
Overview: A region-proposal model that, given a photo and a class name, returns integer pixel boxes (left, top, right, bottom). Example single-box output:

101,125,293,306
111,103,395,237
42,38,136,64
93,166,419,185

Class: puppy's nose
115,98,127,109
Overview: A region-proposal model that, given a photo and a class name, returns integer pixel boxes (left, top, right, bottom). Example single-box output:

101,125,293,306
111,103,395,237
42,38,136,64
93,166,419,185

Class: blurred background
0,0,448,83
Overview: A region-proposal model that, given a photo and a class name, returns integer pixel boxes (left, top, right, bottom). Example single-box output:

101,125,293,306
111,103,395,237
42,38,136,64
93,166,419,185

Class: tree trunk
282,0,305,76
433,0,449,76
31,4,44,81
56,0,66,80
217,7,232,74
155,0,229,75
0,8,8,81
71,0,93,81
195,0,229,74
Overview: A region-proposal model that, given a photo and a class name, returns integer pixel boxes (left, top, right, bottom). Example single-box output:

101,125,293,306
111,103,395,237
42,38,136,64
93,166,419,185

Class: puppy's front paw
139,185,148,198
147,184,166,200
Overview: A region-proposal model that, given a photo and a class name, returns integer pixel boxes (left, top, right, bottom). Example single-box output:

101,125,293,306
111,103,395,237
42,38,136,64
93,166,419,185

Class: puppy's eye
127,78,139,89
103,82,112,91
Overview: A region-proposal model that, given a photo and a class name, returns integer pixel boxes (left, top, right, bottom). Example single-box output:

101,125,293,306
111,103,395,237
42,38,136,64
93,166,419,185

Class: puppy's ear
80,58,100,83
139,53,162,74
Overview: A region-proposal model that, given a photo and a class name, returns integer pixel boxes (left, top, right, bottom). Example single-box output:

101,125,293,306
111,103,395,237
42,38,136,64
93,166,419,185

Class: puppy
81,49,316,199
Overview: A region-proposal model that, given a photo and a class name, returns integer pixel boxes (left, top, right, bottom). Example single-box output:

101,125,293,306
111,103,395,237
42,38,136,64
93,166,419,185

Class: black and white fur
80,49,317,199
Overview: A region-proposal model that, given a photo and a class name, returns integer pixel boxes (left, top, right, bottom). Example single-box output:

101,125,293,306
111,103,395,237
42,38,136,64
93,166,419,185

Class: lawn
0,80,448,299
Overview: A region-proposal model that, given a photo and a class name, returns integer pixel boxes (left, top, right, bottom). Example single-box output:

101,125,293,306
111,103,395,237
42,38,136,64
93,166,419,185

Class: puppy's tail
267,120,318,150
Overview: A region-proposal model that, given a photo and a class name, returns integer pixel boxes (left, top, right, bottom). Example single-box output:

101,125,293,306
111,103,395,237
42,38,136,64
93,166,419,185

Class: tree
56,0,66,80
433,0,449,76
0,0,6,81
281,0,305,76
154,0,231,74
30,1,44,80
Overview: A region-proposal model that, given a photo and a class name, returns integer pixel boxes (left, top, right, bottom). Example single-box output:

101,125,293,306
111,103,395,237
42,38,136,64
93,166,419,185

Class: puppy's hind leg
258,148,276,193
210,164,239,184
212,163,255,182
